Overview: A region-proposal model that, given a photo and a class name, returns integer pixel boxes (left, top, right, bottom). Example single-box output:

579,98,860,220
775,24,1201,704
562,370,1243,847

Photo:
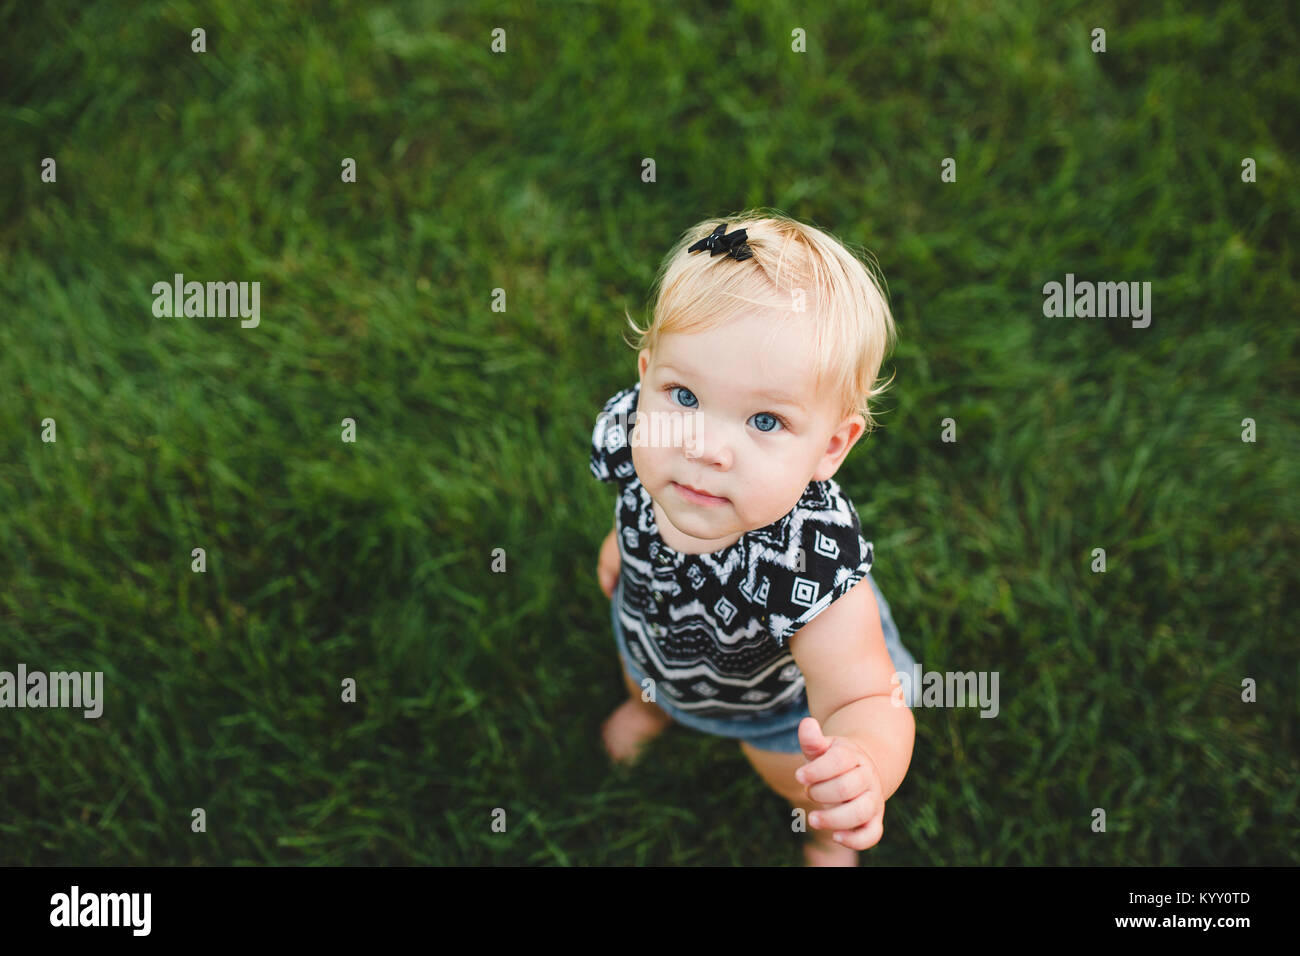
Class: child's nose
683,415,734,468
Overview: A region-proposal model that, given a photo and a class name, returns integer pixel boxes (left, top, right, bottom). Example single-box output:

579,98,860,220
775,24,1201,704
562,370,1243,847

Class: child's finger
795,744,858,787
808,791,879,832
835,817,884,851
805,766,873,805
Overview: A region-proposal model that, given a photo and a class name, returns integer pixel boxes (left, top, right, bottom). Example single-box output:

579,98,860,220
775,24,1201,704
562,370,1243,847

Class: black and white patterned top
590,382,876,717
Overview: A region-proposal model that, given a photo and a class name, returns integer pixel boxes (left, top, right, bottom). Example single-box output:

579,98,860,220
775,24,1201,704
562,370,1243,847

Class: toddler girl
590,211,919,866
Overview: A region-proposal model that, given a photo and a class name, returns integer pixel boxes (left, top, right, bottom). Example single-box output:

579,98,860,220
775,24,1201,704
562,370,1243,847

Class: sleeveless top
591,381,876,717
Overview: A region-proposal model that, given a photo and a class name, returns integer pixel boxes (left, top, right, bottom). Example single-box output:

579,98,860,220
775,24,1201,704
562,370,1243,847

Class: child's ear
812,413,866,482
638,349,650,379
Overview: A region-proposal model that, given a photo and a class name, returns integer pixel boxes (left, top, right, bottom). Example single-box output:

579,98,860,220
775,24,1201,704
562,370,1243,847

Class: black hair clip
688,223,753,261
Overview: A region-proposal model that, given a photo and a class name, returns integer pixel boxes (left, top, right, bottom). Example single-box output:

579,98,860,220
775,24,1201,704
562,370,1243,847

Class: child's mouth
672,482,728,505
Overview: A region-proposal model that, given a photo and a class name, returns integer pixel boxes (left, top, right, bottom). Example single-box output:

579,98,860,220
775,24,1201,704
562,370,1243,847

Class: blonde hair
622,208,896,433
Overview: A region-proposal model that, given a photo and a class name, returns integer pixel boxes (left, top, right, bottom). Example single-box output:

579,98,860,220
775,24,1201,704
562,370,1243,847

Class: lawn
1,0,1296,865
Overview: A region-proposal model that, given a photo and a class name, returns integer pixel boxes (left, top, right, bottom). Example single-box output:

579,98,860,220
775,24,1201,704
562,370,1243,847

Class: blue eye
668,385,698,408
751,412,782,433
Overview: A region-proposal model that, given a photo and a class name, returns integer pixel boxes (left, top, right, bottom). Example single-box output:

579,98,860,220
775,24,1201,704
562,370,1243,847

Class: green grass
1,0,1296,865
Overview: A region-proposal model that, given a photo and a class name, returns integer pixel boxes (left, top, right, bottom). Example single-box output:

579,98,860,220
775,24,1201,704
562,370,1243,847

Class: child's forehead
658,319,815,371
659,318,806,361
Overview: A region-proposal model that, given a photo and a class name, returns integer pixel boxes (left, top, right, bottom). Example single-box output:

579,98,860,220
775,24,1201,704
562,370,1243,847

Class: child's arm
787,577,917,844
596,524,620,598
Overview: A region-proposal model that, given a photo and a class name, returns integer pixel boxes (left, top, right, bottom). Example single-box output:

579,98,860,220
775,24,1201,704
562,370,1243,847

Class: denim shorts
611,572,918,754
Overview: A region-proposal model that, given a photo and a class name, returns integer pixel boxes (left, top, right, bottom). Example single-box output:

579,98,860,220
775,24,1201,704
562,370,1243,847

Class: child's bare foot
803,831,860,867
601,696,672,764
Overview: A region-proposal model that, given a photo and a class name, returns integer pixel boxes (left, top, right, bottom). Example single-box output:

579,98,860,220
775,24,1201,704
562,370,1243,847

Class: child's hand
597,527,621,599
794,716,886,850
